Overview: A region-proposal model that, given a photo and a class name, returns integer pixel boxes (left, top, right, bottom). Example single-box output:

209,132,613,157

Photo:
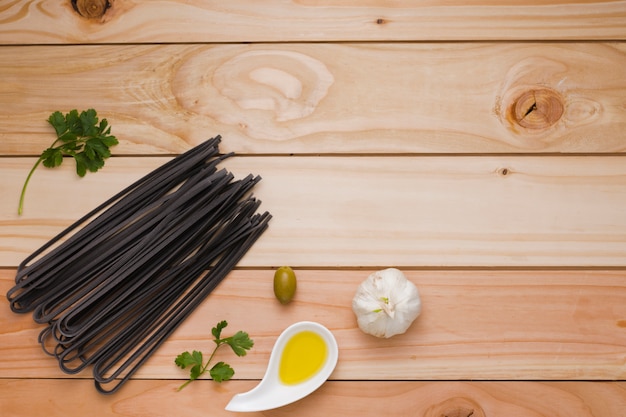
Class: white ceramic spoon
225,321,338,412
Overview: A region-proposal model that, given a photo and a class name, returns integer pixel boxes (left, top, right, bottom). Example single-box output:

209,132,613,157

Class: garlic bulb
352,268,421,338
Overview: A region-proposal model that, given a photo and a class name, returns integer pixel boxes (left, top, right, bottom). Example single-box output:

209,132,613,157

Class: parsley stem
202,343,223,373
18,136,62,216
17,156,44,216
177,378,193,391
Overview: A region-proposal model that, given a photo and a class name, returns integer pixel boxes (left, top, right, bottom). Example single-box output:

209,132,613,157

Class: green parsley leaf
48,111,67,137
174,350,204,388
80,108,98,136
86,137,112,159
65,109,80,133
211,320,228,341
223,331,254,357
18,109,118,215
41,148,63,168
74,152,88,177
175,320,253,391
210,362,235,382
58,131,78,144
174,350,203,371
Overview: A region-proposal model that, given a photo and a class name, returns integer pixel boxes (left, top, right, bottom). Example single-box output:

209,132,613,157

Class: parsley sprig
175,320,254,391
18,109,118,215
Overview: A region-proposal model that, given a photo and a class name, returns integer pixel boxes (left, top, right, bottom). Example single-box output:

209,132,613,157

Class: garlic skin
352,268,421,338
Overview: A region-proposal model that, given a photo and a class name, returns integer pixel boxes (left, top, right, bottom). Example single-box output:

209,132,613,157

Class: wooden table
2,2,626,415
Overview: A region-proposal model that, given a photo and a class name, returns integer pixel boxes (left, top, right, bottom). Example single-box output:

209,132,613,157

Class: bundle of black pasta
6,136,271,394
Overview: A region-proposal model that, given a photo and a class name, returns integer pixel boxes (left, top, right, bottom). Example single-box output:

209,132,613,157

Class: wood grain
2,0,625,412
2,155,626,268
0,43,625,155
1,379,625,417
1,0,625,43
2,269,626,381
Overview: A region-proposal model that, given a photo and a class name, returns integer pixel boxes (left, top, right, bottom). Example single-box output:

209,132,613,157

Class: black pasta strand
94,210,271,394
7,137,225,313
32,169,237,325
8,137,271,395
90,199,268,386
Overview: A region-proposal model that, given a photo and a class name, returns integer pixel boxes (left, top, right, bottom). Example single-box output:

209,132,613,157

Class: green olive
273,266,297,304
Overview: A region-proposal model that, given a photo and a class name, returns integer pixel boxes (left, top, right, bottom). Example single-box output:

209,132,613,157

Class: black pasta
6,136,271,394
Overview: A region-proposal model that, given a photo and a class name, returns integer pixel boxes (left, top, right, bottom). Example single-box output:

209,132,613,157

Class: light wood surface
2,156,626,267
1,43,625,155
2,269,626,380
0,0,625,43
1,1,625,416
2,379,626,417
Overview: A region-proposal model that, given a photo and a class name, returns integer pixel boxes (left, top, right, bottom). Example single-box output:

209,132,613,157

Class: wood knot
497,167,510,176
509,88,564,130
72,0,110,19
424,397,485,417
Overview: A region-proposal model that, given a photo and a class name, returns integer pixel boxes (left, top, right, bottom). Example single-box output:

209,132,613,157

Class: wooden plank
2,155,626,268
3,1,623,415
1,1,625,43
1,43,625,155
2,269,626,380
1,379,625,417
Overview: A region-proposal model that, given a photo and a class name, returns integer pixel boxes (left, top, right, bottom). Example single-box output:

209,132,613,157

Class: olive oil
279,330,327,385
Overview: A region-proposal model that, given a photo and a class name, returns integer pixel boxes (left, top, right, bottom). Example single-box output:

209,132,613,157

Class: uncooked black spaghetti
6,136,271,394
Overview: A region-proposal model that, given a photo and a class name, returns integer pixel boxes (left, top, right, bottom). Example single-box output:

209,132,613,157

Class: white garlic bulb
352,268,421,338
